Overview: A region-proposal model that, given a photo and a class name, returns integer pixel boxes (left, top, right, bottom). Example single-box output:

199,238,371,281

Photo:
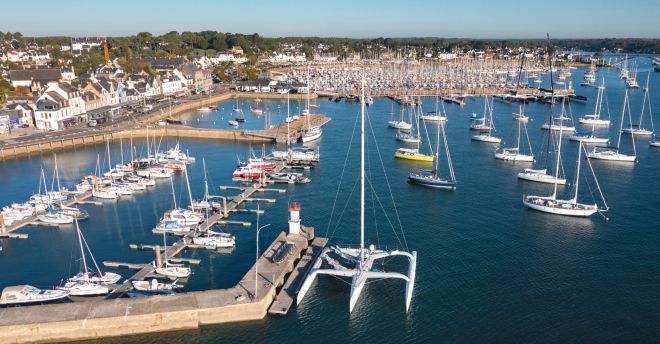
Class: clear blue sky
2,0,658,38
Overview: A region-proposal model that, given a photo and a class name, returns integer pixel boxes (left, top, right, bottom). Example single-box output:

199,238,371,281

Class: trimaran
297,75,417,313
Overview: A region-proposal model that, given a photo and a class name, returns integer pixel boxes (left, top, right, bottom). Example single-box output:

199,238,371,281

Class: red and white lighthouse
288,202,301,235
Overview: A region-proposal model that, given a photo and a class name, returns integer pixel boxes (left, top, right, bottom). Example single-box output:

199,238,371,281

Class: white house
34,83,86,130
159,74,187,96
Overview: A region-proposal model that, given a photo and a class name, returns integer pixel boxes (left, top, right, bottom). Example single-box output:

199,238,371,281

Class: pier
269,236,328,316
0,229,322,344
0,191,93,235
0,156,330,343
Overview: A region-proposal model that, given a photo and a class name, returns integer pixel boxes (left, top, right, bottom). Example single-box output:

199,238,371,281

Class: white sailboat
388,96,412,130
518,42,567,185
523,140,608,217
578,78,611,126
588,90,636,162
297,75,417,313
494,120,534,162
396,105,420,144
57,219,111,296
155,232,191,279
512,103,529,122
621,72,654,136
419,92,447,122
472,97,502,143
301,73,323,143
541,100,576,132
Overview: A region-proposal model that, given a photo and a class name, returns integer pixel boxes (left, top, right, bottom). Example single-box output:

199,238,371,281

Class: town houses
1,57,215,131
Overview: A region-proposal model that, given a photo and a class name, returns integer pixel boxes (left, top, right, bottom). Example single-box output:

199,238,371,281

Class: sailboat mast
287,93,291,146
435,108,441,176
573,142,582,204
360,75,366,264
552,115,564,200
184,164,194,212
617,90,628,150
516,120,522,151
75,220,89,280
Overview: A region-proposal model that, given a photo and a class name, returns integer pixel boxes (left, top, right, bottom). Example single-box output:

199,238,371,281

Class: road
0,86,230,148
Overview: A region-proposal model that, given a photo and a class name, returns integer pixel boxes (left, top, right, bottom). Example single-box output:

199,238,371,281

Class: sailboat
408,117,456,189
621,72,654,136
523,140,608,217
57,219,112,296
419,92,447,122
388,95,413,130
297,75,417,313
396,105,420,143
472,97,502,143
494,120,534,161
395,98,434,161
587,90,636,162
578,78,611,126
571,77,610,144
155,232,192,279
650,135,660,148
512,103,529,122
518,36,567,185
301,72,323,143
541,99,576,132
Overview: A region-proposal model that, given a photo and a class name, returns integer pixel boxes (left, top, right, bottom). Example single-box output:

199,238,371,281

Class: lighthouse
288,202,301,235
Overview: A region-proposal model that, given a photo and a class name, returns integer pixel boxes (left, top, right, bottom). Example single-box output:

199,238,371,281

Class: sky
2,0,659,39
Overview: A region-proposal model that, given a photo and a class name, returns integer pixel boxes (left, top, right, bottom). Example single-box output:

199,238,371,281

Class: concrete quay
0,229,319,344
0,114,331,161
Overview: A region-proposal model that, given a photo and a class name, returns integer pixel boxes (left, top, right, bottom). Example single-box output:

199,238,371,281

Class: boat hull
394,152,434,162
587,150,636,162
579,118,610,125
407,175,456,189
621,128,653,136
517,170,567,185
472,135,501,143
523,197,597,217
494,153,534,161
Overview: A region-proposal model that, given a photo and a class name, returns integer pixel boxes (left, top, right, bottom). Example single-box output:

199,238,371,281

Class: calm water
1,58,659,343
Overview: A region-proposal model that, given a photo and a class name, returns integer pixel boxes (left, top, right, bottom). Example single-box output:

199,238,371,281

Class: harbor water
1,59,659,342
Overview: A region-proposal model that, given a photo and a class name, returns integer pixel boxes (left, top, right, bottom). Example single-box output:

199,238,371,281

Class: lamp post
255,204,270,300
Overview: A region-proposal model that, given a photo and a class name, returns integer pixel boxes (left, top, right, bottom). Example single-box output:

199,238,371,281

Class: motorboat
228,120,239,127
192,230,236,248
37,212,74,225
57,281,109,296
163,209,202,226
0,285,69,306
302,127,322,143
131,279,181,293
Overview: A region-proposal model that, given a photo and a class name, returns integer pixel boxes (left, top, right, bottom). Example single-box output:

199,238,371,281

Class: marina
0,54,658,342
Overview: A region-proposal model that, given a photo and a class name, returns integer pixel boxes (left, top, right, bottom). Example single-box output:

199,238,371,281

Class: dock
268,236,328,316
0,146,328,343
0,191,93,235
0,229,323,343
106,160,290,299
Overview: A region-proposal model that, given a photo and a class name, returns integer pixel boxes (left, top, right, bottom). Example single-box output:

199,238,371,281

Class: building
8,68,62,91
70,37,104,56
33,83,86,130
5,103,34,127
159,73,187,96
179,63,213,93
61,66,76,80
140,57,185,72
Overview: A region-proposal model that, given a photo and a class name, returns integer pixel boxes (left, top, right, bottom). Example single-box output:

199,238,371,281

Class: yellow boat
394,148,434,162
